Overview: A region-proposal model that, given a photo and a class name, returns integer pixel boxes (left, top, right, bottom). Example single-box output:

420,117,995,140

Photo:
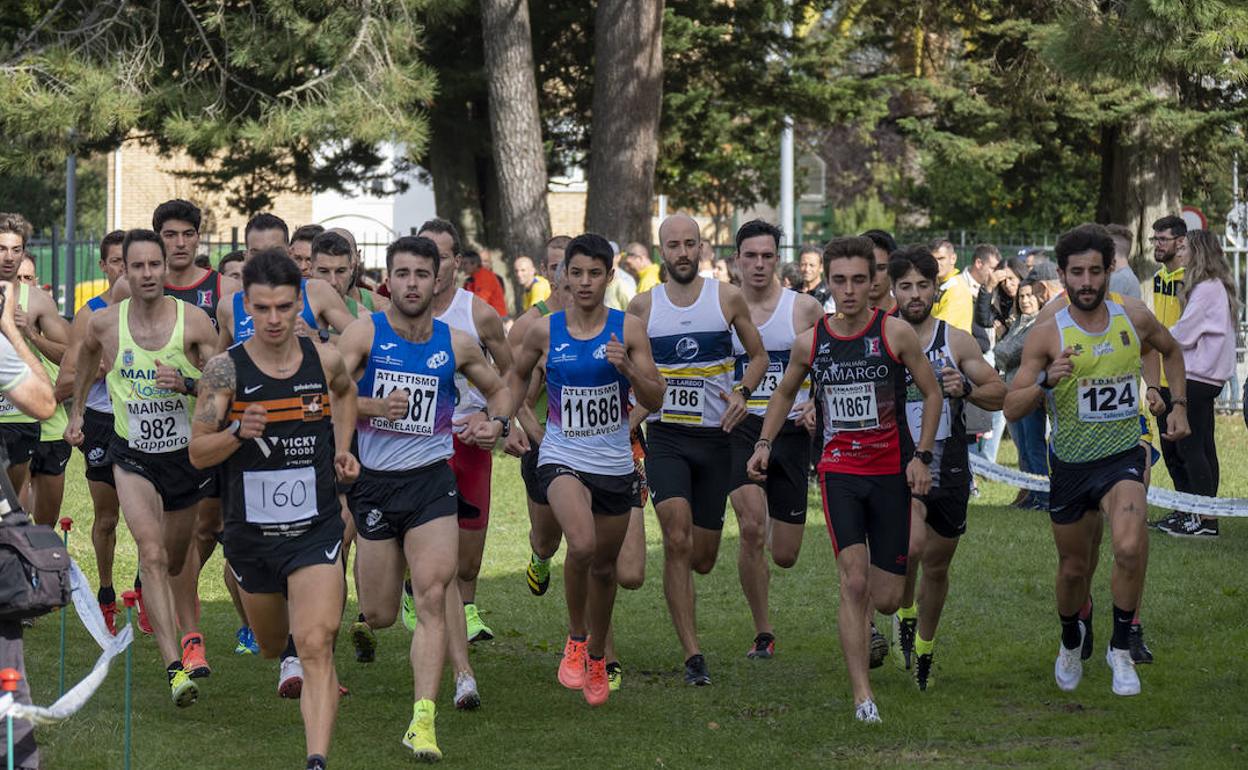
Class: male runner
725,220,823,659
863,229,898,314
1004,223,1189,697
290,224,326,278
887,246,1006,689
747,236,943,723
629,213,768,685
155,199,242,328
509,233,665,706
311,230,389,319
189,249,359,770
65,229,218,707
338,236,507,759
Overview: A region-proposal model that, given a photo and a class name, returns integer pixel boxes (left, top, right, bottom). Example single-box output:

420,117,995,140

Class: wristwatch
1034,370,1054,390
915,449,934,465
491,415,511,438
183,376,198,395
736,384,753,400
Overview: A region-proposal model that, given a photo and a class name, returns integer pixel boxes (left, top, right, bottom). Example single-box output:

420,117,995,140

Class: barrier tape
969,454,1248,518
0,560,134,726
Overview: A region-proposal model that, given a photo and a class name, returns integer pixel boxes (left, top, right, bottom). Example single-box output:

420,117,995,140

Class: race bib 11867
823,383,879,431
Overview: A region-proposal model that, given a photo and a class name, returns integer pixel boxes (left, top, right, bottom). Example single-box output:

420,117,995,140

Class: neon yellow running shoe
402,699,441,762
351,620,376,663
169,667,198,708
606,661,622,692
525,553,551,596
401,584,417,632
464,603,493,642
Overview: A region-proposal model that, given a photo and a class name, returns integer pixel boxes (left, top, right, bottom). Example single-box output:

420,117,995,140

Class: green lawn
23,417,1248,768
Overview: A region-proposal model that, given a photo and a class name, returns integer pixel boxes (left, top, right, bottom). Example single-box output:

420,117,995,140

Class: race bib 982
125,397,190,453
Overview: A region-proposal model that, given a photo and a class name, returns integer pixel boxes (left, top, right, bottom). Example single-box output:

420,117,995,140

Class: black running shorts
1049,445,1147,526
224,513,345,596
30,440,72,477
819,471,911,575
914,483,970,540
537,463,640,516
348,461,459,541
79,408,115,485
0,423,40,467
644,422,732,531
729,414,811,524
107,439,211,511
520,447,547,505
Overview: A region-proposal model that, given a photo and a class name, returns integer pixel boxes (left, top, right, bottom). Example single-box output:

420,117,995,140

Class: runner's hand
795,400,817,434
1162,405,1191,442
64,413,84,447
153,359,183,392
294,317,313,338
746,444,770,482
469,417,503,450
605,333,631,376
906,457,932,496
12,306,29,334
239,403,268,440
384,388,409,422
503,426,530,457
1145,387,1165,416
1044,346,1076,388
453,410,488,433
720,390,747,433
334,450,360,484
940,366,966,398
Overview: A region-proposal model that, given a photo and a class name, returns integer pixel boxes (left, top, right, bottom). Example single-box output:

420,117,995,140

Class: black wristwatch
491,415,511,438
1035,369,1054,390
736,384,753,400
915,449,934,465
183,376,198,395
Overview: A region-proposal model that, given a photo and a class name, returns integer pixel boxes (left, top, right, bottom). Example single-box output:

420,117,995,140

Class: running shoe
135,587,153,635
401,585,417,632
1054,622,1085,692
558,637,588,689
1079,599,1094,661
453,671,480,710
583,656,609,706
684,654,711,686
1128,622,1154,664
351,620,377,663
464,603,493,642
278,656,304,699
234,626,259,655
181,633,211,679
854,699,881,724
169,667,198,708
1106,646,1141,696
914,653,934,691
100,602,118,636
526,553,551,596
1158,513,1219,538
606,661,622,692
869,624,888,669
1149,510,1183,530
402,699,441,762
746,632,775,659
892,614,916,670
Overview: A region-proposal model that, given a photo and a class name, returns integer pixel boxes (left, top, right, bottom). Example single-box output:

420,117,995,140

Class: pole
779,7,795,258
57,517,72,697
0,668,19,770
64,152,78,315
122,591,137,770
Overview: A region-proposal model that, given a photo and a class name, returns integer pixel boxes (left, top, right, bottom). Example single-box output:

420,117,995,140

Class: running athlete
747,236,944,723
311,229,389,319
508,233,665,706
422,218,513,644
189,250,359,770
65,229,219,707
887,246,1006,690
1004,223,1189,697
628,213,768,686
863,230,898,315
54,231,128,631
338,236,508,760
725,220,823,660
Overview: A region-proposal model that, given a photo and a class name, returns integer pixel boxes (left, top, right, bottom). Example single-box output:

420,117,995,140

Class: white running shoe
454,671,481,710
854,699,881,724
278,656,304,699
1105,646,1141,696
1054,622,1084,692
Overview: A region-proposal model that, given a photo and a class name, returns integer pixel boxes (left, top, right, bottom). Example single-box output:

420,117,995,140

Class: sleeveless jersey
355,314,457,471
532,301,553,428
0,285,38,425
231,279,318,343
810,308,909,475
83,294,113,413
1048,300,1142,464
1152,264,1184,388
646,280,734,428
540,310,632,475
902,320,967,488
344,288,377,318
166,269,223,328
222,337,339,537
435,288,487,434
105,299,200,454
731,288,810,419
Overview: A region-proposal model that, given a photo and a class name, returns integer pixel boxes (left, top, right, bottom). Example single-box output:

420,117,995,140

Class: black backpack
0,451,70,621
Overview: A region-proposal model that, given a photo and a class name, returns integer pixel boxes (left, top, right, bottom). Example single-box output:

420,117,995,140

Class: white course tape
969,454,1248,518
0,560,134,726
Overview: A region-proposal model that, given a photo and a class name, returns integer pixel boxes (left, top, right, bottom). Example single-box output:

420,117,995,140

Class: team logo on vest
198,290,213,306
365,509,384,532
427,351,449,369
675,337,699,360
1093,341,1114,357
1120,330,1131,347
593,343,607,360
122,349,134,367
301,394,324,421
864,336,881,357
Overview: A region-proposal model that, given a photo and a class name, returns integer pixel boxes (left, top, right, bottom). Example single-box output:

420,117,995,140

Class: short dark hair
1151,215,1186,238
887,245,939,283
310,231,353,261
99,230,126,263
546,235,572,252
386,235,441,274
822,236,875,273
417,218,462,257
152,199,201,233
245,213,289,243
194,253,211,270
929,238,955,253
564,233,614,272
734,219,783,252
290,224,325,246
861,229,897,255
218,250,245,272
1105,223,1133,249
460,249,482,266
242,248,302,292
797,243,823,260
1055,223,1115,271
972,243,1001,265
122,229,165,265
0,213,33,247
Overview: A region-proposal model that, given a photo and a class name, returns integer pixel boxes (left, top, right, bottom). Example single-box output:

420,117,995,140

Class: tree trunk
585,0,664,249
427,110,487,246
479,0,550,264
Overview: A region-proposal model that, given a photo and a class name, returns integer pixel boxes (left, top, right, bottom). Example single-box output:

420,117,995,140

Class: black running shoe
869,624,888,669
1128,622,1154,664
914,652,934,691
1149,510,1183,530
746,633,775,659
1080,599,1094,661
892,615,916,670
684,654,711,686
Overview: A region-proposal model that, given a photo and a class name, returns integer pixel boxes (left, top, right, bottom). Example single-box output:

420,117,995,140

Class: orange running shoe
135,588,153,635
583,656,609,706
181,633,212,679
557,637,587,689
99,602,118,636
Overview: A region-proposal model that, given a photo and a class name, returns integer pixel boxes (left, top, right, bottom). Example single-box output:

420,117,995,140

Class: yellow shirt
523,276,551,311
636,263,662,293
932,269,975,333
1152,264,1185,387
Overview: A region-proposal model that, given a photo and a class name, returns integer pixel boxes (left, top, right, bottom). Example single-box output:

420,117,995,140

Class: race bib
0,394,19,417
125,398,190,452
661,377,705,424
370,369,439,436
560,384,622,438
905,400,951,442
243,466,317,526
823,383,879,431
747,361,784,410
1077,374,1137,422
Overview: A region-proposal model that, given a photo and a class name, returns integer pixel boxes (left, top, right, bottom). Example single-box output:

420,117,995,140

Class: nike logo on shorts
324,540,343,562
227,562,244,584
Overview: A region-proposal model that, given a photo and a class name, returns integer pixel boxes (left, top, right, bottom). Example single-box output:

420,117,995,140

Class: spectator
1106,224,1142,299
697,242,716,278
931,239,974,332
712,256,733,284
993,278,1051,508
779,261,801,290
991,257,1029,336
796,244,831,306
288,223,324,278
1148,214,1189,528
1026,248,1058,282
1155,230,1238,539
620,242,661,293
604,239,636,310
461,248,508,317
512,255,550,312
965,244,1004,462
218,249,245,282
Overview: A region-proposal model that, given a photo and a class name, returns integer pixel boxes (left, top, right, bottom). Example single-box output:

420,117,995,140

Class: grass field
21,417,1248,768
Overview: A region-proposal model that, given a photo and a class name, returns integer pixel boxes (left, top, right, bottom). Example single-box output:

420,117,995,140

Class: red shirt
464,267,507,317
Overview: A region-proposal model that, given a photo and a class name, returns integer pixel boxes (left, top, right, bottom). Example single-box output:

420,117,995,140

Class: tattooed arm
189,353,246,468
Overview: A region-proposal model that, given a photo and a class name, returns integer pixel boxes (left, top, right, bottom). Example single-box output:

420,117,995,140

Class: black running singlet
901,319,967,488
166,270,224,328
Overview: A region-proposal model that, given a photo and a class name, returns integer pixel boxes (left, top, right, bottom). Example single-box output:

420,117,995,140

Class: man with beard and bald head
627,213,767,686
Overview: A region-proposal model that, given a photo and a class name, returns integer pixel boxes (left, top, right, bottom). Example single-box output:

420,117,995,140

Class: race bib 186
370,369,439,436
244,466,318,527
1077,374,1137,422
125,398,190,452
661,377,705,424
823,383,879,431
560,384,621,438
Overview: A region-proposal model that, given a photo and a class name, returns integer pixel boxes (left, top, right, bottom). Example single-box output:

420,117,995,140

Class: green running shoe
351,620,377,663
401,584,417,632
464,603,493,643
402,699,442,762
169,667,199,708
526,553,551,596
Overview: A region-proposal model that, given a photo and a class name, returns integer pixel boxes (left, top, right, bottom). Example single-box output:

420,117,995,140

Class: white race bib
560,384,622,438
0,394,19,417
661,377,705,425
243,466,318,526
369,370,439,436
823,383,879,431
1077,374,1137,422
905,400,951,442
747,361,784,409
125,398,190,453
